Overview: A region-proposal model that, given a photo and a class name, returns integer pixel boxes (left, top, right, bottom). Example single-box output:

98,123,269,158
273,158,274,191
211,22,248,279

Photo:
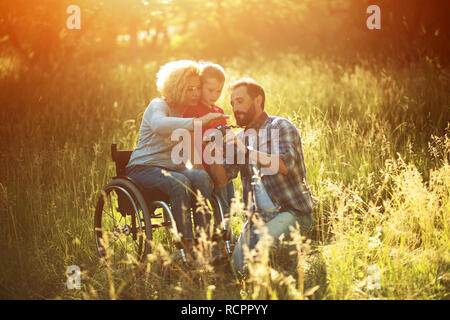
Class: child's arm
208,163,229,187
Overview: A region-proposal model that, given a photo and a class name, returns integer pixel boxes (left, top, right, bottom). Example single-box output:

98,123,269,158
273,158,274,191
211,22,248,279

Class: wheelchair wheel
149,200,184,254
210,195,234,255
94,178,152,271
148,200,188,279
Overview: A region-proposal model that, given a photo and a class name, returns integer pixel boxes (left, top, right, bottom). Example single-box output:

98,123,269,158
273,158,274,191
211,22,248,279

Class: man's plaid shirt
224,111,314,217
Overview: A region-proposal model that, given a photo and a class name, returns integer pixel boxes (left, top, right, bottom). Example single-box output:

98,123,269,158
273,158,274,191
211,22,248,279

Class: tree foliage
1,0,449,73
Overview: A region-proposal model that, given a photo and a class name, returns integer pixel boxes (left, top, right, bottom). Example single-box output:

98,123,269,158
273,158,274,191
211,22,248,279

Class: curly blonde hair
156,60,201,108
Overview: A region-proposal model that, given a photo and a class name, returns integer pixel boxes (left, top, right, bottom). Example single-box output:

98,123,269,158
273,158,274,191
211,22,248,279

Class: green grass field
0,53,449,299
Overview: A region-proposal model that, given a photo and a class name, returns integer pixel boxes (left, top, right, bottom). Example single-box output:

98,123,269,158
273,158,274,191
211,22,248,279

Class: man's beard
234,102,256,127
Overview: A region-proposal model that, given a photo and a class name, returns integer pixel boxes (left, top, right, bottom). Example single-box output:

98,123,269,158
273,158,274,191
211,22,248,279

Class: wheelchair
94,143,233,271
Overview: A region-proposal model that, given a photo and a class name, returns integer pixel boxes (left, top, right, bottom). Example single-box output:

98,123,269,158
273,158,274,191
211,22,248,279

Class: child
182,62,235,220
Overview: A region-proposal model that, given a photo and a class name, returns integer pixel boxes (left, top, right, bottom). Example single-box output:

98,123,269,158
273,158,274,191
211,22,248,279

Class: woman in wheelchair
125,60,228,259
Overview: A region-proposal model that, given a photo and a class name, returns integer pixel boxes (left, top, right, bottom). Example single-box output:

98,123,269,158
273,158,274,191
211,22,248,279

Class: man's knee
262,212,304,244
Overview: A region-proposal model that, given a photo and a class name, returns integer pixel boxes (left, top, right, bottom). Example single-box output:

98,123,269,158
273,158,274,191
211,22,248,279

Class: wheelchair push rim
94,179,152,271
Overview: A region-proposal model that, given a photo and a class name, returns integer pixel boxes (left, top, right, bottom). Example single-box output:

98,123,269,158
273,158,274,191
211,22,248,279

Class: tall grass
0,52,448,299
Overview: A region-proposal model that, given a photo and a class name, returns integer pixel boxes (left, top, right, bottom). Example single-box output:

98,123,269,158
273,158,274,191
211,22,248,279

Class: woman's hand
196,113,229,127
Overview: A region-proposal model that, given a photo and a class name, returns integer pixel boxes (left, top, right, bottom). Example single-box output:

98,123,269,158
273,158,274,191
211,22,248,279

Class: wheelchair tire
210,195,235,255
94,178,152,271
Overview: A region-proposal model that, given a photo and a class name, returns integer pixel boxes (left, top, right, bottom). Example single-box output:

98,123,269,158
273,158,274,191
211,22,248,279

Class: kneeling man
210,78,314,275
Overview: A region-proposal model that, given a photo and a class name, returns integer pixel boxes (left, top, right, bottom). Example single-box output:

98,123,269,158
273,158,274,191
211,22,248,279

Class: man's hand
224,129,289,175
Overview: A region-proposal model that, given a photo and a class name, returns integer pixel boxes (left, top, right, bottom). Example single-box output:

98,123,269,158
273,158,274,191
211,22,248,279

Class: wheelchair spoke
95,185,149,270
107,193,117,228
95,174,234,281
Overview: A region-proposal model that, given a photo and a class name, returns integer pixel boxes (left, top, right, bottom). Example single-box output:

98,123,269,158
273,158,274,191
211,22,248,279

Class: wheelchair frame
94,143,232,271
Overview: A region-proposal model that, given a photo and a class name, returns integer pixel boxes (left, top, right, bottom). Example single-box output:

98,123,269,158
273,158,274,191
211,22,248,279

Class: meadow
0,52,449,299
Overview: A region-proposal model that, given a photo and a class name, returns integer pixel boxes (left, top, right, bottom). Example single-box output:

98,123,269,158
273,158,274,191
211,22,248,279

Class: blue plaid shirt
224,111,314,217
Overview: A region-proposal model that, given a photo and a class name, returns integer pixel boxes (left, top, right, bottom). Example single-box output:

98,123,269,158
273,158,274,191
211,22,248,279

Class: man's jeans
232,175,313,275
213,180,235,220
126,165,213,241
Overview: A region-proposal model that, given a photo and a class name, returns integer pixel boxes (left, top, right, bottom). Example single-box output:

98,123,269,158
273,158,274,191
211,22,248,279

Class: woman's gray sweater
126,98,194,171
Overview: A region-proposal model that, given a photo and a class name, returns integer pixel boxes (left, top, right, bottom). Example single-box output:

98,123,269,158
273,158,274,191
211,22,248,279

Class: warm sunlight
0,0,449,305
